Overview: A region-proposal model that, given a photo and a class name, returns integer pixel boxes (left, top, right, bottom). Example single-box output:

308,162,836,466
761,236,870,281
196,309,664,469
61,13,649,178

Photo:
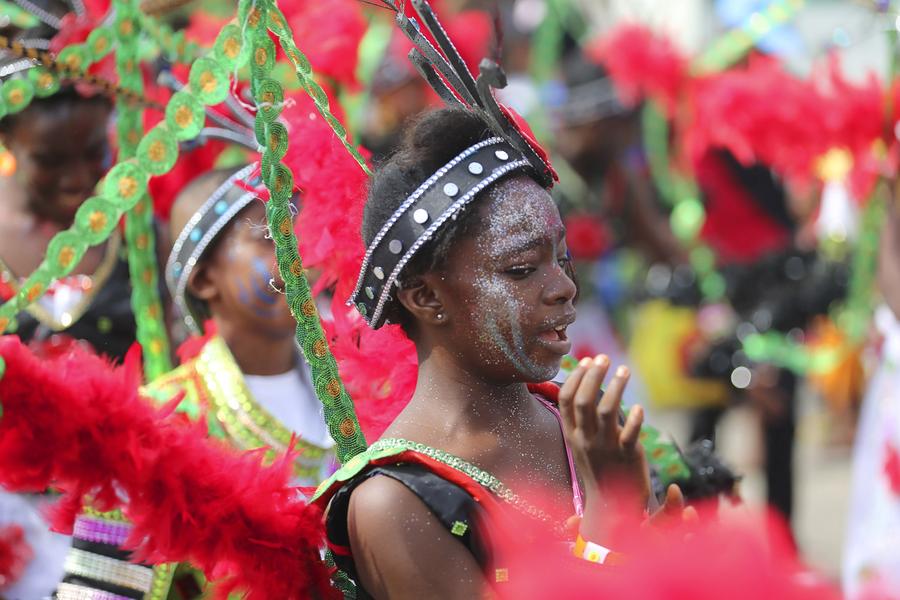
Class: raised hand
558,355,650,529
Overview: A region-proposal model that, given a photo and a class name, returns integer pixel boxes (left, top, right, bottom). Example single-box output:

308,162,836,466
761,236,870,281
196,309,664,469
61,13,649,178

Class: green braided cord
242,0,367,465
693,0,805,73
0,27,117,118
112,0,172,380
0,12,249,379
256,0,372,177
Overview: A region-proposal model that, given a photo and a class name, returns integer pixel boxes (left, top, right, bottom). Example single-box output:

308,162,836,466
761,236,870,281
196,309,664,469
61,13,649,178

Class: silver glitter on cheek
459,176,565,380
470,269,554,380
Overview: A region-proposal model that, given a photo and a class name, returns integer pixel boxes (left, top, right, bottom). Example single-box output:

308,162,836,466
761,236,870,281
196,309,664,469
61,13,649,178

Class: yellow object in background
0,148,16,177
807,317,865,415
629,299,730,410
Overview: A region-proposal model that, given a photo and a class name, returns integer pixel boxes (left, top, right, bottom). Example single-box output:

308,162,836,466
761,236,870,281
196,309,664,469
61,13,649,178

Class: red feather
175,320,219,363
279,91,370,299
0,337,335,599
589,23,689,116
492,492,837,600
0,525,32,590
322,296,417,442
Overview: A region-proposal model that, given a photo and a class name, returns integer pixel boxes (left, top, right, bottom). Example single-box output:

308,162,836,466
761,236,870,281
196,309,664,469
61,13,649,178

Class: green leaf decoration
165,91,205,141
28,68,60,98
1,79,34,114
189,57,230,105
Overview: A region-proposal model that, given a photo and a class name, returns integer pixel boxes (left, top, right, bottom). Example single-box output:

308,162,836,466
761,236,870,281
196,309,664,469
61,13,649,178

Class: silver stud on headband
495,150,509,161
443,182,459,197
413,208,429,224
373,266,385,280
365,286,375,299
389,239,403,254
468,162,484,175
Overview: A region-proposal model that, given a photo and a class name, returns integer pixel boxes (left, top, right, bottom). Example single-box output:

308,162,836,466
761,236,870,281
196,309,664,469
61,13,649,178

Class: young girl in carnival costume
52,164,340,599
311,3,697,595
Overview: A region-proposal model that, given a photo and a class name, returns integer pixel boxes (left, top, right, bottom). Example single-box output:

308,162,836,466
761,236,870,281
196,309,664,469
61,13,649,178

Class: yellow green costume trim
143,335,333,485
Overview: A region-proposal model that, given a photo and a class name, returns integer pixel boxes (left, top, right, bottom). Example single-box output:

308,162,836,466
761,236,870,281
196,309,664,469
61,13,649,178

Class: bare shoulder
346,474,485,600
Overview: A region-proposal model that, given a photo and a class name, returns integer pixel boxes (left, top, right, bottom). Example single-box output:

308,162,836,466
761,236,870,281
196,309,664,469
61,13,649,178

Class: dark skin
348,176,688,598
0,99,111,277
169,184,297,376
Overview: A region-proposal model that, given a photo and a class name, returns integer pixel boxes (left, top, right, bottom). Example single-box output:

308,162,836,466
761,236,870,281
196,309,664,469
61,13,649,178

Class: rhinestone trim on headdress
348,137,504,305
166,164,258,333
350,0,558,329
349,137,531,328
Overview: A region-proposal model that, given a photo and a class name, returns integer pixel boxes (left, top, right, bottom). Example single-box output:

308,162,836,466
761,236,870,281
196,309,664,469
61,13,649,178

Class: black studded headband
350,0,557,329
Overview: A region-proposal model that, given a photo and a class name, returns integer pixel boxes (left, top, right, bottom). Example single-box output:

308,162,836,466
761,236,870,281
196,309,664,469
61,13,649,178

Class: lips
534,312,576,356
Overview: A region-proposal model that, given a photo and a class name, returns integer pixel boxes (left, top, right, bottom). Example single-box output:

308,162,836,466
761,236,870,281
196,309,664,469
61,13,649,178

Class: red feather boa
323,297,417,441
0,337,336,599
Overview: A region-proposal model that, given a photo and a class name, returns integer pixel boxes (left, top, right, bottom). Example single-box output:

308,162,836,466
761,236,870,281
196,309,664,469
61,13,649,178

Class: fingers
662,484,685,516
619,404,643,450
682,505,699,524
559,357,592,431
574,355,610,437
596,365,630,444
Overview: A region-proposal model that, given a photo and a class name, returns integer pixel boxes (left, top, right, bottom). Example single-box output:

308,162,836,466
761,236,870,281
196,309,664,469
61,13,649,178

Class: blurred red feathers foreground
0,337,877,599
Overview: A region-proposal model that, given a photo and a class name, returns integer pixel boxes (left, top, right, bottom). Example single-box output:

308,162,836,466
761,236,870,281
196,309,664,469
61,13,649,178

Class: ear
186,260,220,303
395,274,446,327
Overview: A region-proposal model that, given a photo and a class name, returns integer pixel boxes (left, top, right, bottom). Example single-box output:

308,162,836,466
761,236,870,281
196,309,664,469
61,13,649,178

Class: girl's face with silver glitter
431,175,577,383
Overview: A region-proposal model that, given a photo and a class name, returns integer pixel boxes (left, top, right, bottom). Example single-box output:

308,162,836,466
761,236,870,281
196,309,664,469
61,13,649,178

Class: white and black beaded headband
352,0,558,328
349,138,531,328
166,164,259,334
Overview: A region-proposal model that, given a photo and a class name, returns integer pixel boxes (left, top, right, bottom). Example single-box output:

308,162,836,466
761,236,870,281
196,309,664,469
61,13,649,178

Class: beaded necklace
370,437,565,533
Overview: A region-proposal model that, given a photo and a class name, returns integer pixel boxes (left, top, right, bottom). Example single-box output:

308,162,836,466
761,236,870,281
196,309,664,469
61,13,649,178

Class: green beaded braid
0,11,256,378
0,27,119,117
240,0,367,464
258,0,372,177
113,0,172,380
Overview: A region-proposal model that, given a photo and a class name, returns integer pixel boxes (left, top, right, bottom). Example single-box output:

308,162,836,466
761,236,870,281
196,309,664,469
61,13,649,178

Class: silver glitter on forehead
480,178,562,258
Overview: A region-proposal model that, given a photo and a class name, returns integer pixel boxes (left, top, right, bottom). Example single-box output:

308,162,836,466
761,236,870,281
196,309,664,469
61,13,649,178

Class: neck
213,316,296,376
407,344,535,433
